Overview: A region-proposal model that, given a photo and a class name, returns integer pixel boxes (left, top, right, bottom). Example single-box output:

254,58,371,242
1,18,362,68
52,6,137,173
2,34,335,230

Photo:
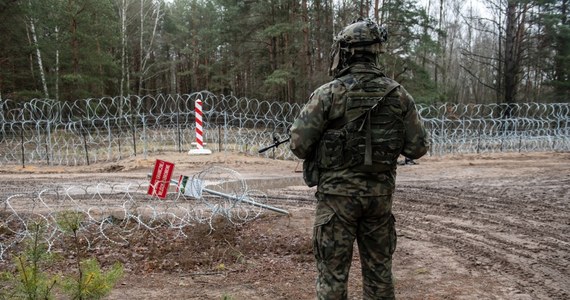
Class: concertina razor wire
0,92,568,165
0,93,568,260
0,166,286,261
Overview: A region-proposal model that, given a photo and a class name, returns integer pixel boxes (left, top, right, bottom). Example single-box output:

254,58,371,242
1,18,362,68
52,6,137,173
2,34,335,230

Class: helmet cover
329,18,388,76
335,18,388,48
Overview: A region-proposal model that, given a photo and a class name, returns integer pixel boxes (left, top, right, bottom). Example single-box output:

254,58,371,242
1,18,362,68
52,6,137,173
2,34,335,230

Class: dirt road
1,151,568,299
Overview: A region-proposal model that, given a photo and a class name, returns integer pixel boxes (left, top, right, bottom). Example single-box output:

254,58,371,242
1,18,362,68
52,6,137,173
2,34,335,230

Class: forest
0,0,569,104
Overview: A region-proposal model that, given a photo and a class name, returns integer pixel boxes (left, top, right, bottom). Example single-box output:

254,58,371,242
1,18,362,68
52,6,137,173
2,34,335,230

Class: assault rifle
258,134,290,153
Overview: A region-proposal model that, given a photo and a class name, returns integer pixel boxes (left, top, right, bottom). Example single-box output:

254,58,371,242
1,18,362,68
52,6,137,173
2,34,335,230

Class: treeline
0,0,569,104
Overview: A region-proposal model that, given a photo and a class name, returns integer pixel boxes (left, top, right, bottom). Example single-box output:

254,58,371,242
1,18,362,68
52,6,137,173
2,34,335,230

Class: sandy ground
1,151,569,299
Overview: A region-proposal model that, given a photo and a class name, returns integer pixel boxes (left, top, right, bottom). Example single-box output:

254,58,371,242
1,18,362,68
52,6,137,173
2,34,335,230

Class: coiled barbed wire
417,102,569,155
2,94,567,167
0,166,284,261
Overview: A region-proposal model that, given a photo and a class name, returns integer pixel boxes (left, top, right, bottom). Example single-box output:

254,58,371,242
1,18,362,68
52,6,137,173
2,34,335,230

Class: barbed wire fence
1,93,568,261
1,93,568,166
0,165,298,261
419,102,570,155
0,91,298,166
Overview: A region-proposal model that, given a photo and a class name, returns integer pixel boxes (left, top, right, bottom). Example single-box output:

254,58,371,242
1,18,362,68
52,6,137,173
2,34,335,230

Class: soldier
289,18,429,299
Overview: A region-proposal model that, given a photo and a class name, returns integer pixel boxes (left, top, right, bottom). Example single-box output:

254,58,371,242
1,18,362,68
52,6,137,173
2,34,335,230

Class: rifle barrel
258,138,290,154
258,145,274,153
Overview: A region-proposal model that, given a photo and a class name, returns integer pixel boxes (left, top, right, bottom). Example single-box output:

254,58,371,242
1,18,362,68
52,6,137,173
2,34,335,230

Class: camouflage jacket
289,62,429,196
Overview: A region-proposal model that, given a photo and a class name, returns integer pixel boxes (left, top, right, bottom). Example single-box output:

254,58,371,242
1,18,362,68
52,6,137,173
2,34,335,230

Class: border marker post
189,99,212,155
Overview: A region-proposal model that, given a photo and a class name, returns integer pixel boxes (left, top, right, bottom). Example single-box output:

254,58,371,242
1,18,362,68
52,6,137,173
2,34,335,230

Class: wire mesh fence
1,93,568,166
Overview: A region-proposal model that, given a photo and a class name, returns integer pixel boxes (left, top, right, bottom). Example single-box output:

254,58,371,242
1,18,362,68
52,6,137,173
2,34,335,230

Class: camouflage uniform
289,19,429,300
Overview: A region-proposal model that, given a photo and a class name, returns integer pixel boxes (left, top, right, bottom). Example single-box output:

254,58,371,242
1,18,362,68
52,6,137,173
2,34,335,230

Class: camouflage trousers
313,192,397,300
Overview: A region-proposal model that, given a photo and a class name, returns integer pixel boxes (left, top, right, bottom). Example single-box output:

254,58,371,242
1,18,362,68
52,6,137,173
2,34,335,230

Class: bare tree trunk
269,4,277,71
68,0,85,76
554,0,569,99
421,0,431,69
496,0,503,103
120,0,127,99
29,0,49,98
380,0,387,24
139,0,144,95
170,50,177,94
504,1,516,104
138,0,162,95
374,0,379,23
190,1,198,91
504,0,527,104
302,0,311,101
55,26,60,101
314,0,323,76
435,0,443,87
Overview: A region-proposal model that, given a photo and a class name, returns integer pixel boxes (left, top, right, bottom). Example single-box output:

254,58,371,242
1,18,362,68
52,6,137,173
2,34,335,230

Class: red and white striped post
189,99,212,155
195,99,204,149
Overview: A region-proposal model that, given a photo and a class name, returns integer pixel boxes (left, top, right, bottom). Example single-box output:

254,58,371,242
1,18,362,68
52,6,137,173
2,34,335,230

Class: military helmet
329,18,388,76
335,18,388,50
